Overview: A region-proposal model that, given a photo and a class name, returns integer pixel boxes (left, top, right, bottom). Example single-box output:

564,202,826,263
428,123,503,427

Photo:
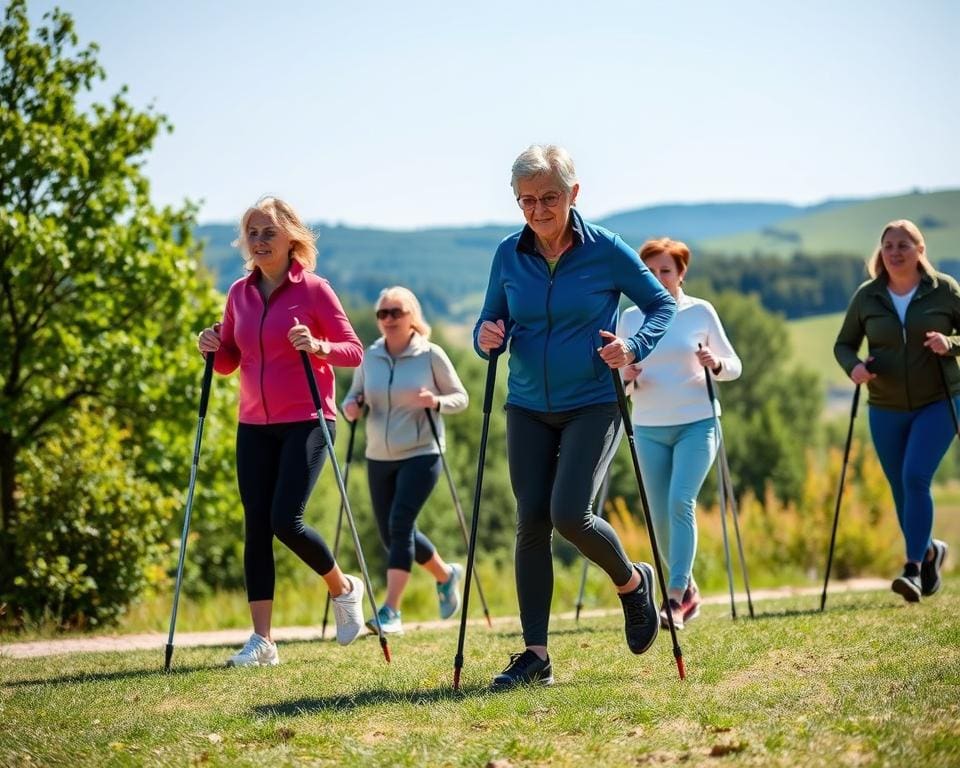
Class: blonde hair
511,144,578,195
376,286,431,339
869,219,934,279
236,196,317,272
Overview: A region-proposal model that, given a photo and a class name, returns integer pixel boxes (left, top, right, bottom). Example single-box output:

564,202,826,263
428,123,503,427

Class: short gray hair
510,144,578,195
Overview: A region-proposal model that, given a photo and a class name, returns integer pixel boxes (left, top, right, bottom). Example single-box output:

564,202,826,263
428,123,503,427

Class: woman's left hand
696,345,720,371
414,388,439,409
598,330,636,369
924,331,950,356
289,317,331,357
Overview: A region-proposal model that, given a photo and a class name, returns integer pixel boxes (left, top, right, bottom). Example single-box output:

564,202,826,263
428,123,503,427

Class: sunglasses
376,308,408,320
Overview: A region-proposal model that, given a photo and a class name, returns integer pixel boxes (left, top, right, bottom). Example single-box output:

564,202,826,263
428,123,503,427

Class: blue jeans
633,418,717,592
868,397,959,563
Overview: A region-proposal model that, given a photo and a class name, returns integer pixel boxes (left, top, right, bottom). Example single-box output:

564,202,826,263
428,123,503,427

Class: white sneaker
226,632,279,667
332,574,365,646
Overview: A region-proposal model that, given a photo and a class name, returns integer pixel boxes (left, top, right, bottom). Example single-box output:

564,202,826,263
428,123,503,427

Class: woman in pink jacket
197,197,365,667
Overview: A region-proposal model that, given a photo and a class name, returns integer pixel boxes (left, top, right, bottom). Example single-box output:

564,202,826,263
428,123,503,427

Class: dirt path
0,578,887,660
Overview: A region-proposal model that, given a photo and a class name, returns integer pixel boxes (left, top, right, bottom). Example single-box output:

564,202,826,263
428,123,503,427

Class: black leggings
367,454,441,571
507,403,630,647
236,419,336,602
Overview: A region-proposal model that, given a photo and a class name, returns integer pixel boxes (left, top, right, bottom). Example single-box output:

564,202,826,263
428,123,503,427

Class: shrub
5,409,173,628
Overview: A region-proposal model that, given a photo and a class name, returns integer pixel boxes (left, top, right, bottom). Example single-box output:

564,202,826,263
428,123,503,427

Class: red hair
638,237,691,274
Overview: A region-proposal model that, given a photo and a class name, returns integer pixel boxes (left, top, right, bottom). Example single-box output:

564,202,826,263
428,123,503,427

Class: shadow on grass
748,599,898,622
253,682,491,717
2,662,226,688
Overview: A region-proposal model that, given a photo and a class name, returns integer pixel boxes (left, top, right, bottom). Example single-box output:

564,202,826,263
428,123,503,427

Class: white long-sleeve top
616,290,742,427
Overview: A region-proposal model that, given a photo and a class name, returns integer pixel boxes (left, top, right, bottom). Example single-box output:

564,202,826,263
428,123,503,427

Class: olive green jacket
834,270,960,411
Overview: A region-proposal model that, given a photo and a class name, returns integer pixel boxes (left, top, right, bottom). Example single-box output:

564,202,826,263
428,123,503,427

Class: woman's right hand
197,325,221,354
343,397,363,422
478,319,506,354
850,358,876,385
621,363,643,383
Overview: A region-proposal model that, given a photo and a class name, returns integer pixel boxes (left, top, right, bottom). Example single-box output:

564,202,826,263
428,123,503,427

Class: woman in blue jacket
474,144,676,689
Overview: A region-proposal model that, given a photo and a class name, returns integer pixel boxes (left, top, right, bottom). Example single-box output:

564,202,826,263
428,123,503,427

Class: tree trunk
0,430,16,601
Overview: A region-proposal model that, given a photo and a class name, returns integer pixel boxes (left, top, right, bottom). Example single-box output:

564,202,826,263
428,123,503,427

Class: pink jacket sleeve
213,288,241,375
311,279,363,368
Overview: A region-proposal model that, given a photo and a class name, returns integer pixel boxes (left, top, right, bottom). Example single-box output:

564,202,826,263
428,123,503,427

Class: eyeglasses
376,308,408,320
516,191,563,211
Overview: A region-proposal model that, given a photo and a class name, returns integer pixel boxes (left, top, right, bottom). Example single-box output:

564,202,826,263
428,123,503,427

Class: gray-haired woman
474,145,677,689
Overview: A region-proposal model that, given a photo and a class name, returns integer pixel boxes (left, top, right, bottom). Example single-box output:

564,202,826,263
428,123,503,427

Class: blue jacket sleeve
473,245,510,360
610,235,676,361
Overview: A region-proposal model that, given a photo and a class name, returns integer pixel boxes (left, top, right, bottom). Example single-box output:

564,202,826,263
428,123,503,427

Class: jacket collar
517,207,586,256
369,332,430,359
243,258,305,287
866,270,937,299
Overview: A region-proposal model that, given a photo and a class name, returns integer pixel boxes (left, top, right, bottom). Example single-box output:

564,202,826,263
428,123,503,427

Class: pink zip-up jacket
213,260,363,424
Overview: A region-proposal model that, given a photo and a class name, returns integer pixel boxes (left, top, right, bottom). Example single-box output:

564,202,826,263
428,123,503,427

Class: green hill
701,190,960,260
195,201,862,318
195,190,959,322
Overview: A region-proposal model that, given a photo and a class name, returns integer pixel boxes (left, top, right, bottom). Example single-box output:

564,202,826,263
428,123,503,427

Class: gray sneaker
892,564,922,603
437,563,463,620
921,540,948,596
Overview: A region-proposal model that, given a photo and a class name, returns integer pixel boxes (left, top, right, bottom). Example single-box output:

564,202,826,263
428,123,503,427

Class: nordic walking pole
937,357,960,440
321,408,359,640
453,350,500,690
165,349,216,671
423,408,493,628
699,346,742,620
820,382,861,612
299,351,390,662
575,467,612,623
719,447,755,618
609,361,686,680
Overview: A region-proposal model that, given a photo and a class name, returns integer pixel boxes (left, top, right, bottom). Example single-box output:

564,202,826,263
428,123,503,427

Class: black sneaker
920,540,948,596
619,562,659,654
891,563,922,603
490,650,554,690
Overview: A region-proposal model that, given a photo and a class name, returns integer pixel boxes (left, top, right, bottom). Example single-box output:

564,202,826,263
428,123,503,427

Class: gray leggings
506,402,631,647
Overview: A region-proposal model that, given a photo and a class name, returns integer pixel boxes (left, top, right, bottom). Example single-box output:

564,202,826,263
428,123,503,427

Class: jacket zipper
258,301,270,422
384,356,395,457
544,271,554,412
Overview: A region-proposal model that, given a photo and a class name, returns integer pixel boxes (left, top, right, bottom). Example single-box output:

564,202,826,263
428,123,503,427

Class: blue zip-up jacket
473,209,676,412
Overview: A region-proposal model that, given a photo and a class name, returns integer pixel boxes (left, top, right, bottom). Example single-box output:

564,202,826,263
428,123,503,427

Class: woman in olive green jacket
835,219,960,603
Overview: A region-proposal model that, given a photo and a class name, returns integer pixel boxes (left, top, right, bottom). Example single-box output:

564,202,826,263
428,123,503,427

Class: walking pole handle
698,343,718,404
197,323,220,418
198,352,215,417
482,349,501,414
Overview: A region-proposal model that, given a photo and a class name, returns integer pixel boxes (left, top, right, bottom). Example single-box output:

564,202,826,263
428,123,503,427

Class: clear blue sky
28,0,960,228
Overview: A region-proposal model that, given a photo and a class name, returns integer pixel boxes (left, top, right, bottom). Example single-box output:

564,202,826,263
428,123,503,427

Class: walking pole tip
381,638,391,663
676,653,686,680
164,644,173,672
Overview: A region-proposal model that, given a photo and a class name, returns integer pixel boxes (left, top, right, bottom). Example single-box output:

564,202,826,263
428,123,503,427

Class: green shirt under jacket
834,270,960,411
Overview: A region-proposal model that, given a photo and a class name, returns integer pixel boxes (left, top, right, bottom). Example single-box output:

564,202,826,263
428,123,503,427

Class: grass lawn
3,581,959,767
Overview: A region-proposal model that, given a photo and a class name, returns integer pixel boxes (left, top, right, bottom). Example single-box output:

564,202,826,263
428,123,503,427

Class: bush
607,440,902,592
5,409,174,627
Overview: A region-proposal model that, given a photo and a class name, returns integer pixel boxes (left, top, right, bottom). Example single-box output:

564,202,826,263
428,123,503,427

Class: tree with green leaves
0,0,234,625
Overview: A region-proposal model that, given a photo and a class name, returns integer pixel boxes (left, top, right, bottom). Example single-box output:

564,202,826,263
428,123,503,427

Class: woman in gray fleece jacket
343,286,469,634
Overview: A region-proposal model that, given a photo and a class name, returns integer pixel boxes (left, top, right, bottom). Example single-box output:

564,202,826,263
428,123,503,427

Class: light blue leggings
633,417,717,593
868,396,959,563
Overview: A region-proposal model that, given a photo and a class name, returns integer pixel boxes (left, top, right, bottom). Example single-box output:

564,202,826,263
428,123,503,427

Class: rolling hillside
701,190,960,259
195,190,959,321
